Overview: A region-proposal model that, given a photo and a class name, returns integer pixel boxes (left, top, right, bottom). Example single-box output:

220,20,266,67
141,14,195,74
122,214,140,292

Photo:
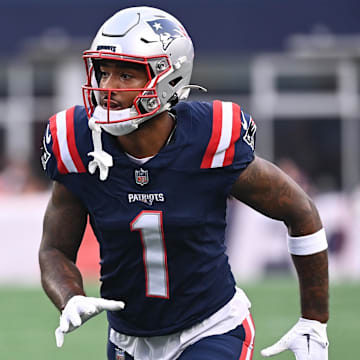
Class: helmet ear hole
169,77,183,87
137,101,147,115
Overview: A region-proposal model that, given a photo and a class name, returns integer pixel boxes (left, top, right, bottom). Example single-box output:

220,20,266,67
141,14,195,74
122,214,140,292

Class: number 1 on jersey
130,210,169,299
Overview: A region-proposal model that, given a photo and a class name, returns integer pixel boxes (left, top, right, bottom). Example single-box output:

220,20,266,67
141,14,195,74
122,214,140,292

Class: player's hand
260,317,328,359
55,295,125,347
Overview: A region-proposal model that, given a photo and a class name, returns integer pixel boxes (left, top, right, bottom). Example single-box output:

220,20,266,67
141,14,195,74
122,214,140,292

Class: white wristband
287,228,328,255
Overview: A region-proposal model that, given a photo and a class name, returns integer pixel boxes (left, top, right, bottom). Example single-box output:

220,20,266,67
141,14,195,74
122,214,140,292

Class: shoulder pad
200,100,241,168
199,100,256,170
41,106,89,179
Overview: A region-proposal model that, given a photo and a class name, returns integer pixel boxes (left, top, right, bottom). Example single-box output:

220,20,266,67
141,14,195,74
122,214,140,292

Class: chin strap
87,117,113,181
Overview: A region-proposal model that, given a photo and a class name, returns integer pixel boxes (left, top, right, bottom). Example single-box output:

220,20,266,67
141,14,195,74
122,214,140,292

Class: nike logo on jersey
128,193,165,206
303,333,311,353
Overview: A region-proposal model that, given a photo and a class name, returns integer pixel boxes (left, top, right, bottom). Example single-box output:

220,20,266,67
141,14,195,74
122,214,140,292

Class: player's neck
116,111,175,158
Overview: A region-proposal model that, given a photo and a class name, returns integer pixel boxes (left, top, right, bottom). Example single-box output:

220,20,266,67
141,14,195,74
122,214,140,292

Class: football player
39,6,329,360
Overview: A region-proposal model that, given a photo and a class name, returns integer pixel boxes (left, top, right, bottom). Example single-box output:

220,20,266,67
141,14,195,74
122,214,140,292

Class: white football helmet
82,6,195,136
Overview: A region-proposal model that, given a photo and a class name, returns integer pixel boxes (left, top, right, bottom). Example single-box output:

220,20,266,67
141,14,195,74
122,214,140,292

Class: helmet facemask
82,52,175,136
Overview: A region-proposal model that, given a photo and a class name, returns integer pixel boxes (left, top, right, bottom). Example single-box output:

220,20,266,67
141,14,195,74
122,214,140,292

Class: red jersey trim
49,114,68,174
49,107,86,175
223,103,241,166
66,106,86,173
201,101,241,169
200,100,223,168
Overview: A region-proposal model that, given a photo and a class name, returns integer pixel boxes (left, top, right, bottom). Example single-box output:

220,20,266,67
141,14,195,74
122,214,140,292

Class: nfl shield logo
135,168,149,186
115,347,125,360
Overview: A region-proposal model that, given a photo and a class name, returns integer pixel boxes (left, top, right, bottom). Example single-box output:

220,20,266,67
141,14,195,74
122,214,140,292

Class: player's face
98,60,149,110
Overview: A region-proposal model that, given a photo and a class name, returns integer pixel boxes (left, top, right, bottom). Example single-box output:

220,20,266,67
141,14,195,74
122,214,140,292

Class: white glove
55,295,125,347
261,317,329,360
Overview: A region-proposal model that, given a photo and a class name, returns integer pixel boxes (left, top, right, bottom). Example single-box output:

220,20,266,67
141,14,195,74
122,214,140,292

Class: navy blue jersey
41,100,256,337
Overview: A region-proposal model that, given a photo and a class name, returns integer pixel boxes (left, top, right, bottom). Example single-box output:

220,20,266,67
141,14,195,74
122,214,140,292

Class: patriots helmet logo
147,19,187,50
242,114,257,151
41,123,52,171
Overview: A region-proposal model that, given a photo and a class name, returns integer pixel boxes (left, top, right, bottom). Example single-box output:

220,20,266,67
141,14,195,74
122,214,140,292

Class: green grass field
0,278,358,359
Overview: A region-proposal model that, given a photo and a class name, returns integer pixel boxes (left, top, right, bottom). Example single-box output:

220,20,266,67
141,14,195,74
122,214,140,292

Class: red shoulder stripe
223,103,241,166
49,114,68,174
65,106,86,173
200,100,223,169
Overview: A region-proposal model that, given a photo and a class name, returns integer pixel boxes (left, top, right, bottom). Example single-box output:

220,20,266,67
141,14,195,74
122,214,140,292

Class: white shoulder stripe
211,101,233,168
56,110,78,173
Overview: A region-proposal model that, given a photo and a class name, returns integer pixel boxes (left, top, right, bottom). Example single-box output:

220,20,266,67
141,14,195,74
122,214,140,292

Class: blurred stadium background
0,0,359,358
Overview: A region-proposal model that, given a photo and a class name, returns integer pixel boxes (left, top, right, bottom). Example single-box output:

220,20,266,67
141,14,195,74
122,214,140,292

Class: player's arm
231,155,329,358
230,155,329,323
39,181,125,347
39,181,88,310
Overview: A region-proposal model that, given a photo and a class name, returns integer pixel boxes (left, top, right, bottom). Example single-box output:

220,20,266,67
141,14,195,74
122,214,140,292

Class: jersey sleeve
200,100,256,171
40,106,89,181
